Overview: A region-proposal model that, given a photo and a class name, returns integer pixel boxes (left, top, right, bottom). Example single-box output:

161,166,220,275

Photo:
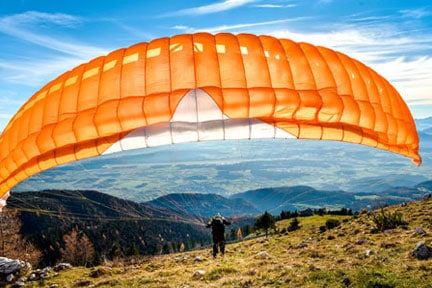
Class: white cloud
1,11,81,26
0,11,107,58
0,56,86,86
253,4,297,8
161,0,256,17
171,18,309,33
400,8,431,19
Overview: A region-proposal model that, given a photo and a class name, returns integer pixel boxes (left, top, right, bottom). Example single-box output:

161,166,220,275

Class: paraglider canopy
0,33,421,209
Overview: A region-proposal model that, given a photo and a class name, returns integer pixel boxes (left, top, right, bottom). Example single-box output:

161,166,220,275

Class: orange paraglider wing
0,33,421,202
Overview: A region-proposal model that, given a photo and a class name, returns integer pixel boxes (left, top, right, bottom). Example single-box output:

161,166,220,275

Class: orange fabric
0,33,421,197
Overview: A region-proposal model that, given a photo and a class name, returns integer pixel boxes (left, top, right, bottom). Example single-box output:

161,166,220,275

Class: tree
229,228,236,241
0,209,42,265
254,211,275,237
236,228,243,240
61,227,95,266
243,225,251,237
108,241,123,260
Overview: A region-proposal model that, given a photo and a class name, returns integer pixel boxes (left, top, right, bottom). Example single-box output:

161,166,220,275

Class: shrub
325,219,340,230
287,217,300,232
372,208,406,232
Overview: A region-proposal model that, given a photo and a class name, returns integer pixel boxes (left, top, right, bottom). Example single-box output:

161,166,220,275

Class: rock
241,279,253,288
192,269,205,279
308,264,320,271
246,268,257,276
356,238,368,245
380,242,397,249
28,273,38,281
342,276,351,287
194,256,204,262
6,273,14,282
54,262,72,272
74,279,92,287
255,251,270,259
411,242,432,260
0,257,31,277
42,266,52,273
365,249,374,257
414,227,427,237
297,241,308,248
40,272,49,280
175,256,188,262
11,281,25,288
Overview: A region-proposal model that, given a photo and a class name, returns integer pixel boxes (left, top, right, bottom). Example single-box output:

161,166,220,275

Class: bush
325,219,340,230
372,208,406,232
287,217,300,232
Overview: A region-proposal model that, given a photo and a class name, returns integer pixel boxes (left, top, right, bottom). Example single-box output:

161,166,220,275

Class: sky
0,0,431,131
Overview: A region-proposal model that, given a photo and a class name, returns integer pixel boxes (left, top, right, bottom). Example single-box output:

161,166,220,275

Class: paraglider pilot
206,213,231,258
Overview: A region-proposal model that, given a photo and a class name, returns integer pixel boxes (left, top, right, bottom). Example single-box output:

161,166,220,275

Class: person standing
206,213,231,258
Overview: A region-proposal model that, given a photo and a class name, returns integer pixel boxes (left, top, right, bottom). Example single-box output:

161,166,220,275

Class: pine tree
108,241,123,260
254,211,275,238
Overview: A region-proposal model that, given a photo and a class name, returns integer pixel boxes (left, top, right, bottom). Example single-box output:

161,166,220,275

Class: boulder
0,257,31,282
192,269,205,279
255,251,270,259
53,262,72,272
411,242,432,260
28,273,38,281
413,227,427,237
194,256,204,262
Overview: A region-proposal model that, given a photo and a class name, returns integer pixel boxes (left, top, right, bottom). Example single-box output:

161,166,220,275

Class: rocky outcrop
411,242,432,260
0,257,31,284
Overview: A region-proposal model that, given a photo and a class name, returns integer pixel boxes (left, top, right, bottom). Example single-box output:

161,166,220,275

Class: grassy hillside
21,197,432,288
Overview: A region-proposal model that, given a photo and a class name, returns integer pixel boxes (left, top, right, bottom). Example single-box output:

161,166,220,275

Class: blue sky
0,0,431,131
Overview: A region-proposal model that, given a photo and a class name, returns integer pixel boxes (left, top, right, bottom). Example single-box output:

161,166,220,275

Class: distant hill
230,181,432,214
231,186,356,213
147,193,260,219
6,190,211,266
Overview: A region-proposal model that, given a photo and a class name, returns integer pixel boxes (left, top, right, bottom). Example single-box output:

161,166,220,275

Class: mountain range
149,180,432,216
